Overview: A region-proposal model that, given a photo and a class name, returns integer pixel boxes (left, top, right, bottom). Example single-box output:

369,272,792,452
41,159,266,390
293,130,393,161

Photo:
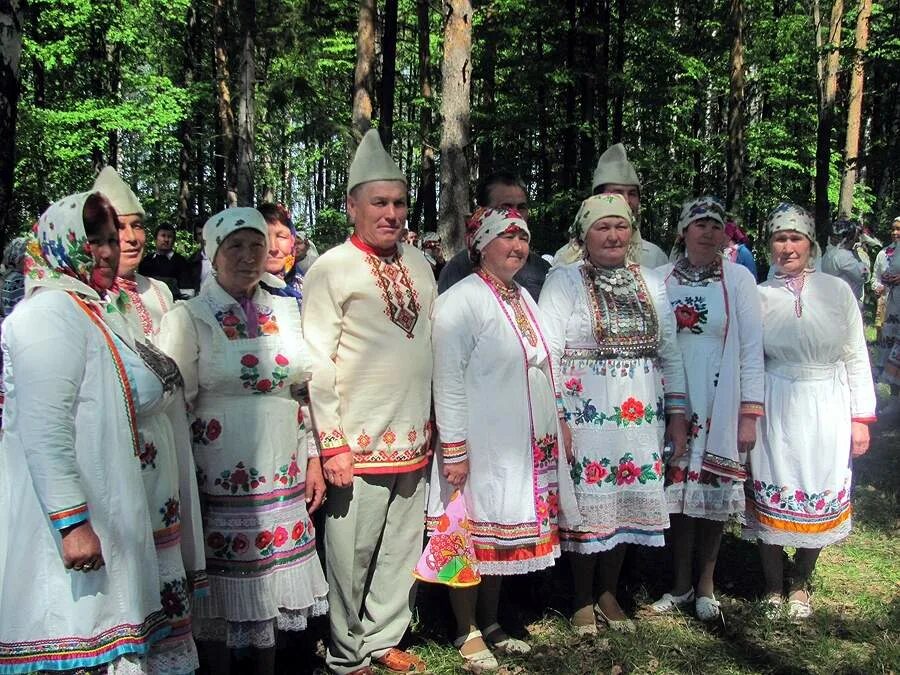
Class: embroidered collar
350,233,399,259
476,268,519,303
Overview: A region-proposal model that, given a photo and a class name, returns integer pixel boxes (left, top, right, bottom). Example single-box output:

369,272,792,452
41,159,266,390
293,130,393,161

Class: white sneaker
649,588,695,613
695,595,721,621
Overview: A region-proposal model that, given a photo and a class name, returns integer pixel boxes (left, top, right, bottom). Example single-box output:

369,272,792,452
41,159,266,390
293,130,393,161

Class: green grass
384,415,900,674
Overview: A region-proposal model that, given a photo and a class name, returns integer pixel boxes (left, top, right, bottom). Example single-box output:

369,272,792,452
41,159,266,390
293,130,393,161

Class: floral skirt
558,356,669,553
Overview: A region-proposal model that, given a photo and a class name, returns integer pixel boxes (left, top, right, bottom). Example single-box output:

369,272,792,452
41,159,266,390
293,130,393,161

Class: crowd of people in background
0,129,890,675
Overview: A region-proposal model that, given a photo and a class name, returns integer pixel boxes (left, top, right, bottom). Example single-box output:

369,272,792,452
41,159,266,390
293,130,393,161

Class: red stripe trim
354,457,428,475
321,444,351,458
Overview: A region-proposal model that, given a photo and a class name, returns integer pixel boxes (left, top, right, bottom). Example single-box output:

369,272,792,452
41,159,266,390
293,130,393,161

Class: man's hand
61,521,104,572
322,452,355,488
306,457,327,513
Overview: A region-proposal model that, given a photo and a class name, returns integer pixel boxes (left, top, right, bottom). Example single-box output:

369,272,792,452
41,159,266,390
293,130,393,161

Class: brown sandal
373,648,427,673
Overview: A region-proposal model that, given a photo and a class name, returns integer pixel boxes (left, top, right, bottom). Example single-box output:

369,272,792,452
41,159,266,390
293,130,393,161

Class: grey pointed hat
92,166,145,217
347,129,406,194
591,143,640,191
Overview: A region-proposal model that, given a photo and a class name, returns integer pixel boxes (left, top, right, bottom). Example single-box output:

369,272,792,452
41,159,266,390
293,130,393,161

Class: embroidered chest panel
580,263,659,359
365,254,421,338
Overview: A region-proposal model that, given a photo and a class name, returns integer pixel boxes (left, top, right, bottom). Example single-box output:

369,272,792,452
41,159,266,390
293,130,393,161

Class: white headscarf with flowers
24,191,134,344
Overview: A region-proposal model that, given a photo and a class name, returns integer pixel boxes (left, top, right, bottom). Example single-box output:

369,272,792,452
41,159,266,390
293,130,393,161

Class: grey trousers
324,469,425,674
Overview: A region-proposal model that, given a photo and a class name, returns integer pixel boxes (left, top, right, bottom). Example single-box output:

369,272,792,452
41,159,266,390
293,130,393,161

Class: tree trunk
178,1,199,230
213,0,237,207
726,0,745,210
437,0,472,256
351,0,376,143
561,0,578,191
0,0,22,246
597,0,610,151
236,0,256,206
411,0,436,233
612,0,626,142
379,0,398,150
813,0,843,233
838,0,872,218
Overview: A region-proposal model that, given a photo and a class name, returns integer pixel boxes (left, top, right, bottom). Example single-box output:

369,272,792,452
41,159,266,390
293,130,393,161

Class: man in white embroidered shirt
302,129,436,675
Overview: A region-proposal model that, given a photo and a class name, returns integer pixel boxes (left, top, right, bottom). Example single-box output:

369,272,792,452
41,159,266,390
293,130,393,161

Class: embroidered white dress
112,335,205,674
158,280,328,649
660,259,764,521
0,290,166,674
539,262,686,552
744,272,876,547
427,273,575,575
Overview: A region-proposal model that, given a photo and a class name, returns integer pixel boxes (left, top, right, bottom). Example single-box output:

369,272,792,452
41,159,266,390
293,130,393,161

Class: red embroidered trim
362,247,421,339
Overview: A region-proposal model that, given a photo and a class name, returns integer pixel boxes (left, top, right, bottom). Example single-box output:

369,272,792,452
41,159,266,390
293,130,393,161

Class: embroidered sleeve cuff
664,393,687,415
740,402,765,417
441,440,468,464
318,428,349,457
321,444,351,458
49,503,89,530
189,571,210,598
851,415,877,424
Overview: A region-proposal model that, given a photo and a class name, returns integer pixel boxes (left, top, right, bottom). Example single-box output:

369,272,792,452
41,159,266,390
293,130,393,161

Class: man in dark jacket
437,171,550,300
138,223,188,296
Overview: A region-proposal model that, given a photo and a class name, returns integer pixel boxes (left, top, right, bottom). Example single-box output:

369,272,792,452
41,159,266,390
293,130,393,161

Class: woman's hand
559,419,574,464
850,421,870,458
738,414,757,455
443,459,469,488
61,521,104,572
305,457,327,514
666,413,689,460
322,452,355,488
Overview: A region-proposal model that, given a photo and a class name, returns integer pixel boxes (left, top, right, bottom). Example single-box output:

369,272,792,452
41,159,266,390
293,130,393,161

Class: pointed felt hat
347,129,407,194
92,166,145,217
591,143,640,191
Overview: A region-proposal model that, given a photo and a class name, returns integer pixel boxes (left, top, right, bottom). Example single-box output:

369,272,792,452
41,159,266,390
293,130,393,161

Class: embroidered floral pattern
240,352,290,394
214,461,267,493
570,395,662,427
672,295,708,333
532,433,559,466
564,377,584,395
216,305,281,340
191,417,222,445
273,453,302,487
382,429,397,447
159,579,188,619
292,519,306,541
570,452,663,487
139,442,158,469
160,497,180,527
750,479,846,515
357,431,372,450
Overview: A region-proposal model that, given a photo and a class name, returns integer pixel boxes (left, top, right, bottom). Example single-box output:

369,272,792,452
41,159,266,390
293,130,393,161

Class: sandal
482,622,531,655
694,595,721,622
649,588,695,613
787,590,812,620
761,594,784,619
373,648,427,673
594,604,636,633
453,631,498,673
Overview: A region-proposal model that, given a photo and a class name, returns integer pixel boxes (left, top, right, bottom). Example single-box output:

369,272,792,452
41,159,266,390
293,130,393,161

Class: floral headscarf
573,193,641,264
466,207,530,255
677,196,725,237
24,191,134,343
2,237,28,273
830,218,860,249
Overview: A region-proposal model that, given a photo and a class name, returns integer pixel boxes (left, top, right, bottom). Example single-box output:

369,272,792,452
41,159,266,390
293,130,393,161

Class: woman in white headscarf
651,197,764,622
428,207,571,671
745,203,875,619
158,208,328,674
0,192,201,674
539,193,687,634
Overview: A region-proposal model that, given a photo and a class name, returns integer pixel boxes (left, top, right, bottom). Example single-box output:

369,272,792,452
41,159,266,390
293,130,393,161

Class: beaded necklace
477,268,538,347
672,256,723,287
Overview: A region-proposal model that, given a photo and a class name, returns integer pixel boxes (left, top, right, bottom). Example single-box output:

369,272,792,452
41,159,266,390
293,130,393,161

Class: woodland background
1,0,899,258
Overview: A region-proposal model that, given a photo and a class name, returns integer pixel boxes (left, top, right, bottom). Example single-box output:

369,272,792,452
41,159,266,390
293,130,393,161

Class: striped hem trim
153,524,181,548
202,483,306,510
189,571,209,597
205,539,318,576
752,504,852,533
664,393,687,414
701,453,748,481
473,532,560,564
559,525,667,543
740,401,765,417
0,612,168,673
49,503,89,530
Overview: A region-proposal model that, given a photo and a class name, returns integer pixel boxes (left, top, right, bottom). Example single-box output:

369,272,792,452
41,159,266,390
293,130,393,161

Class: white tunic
745,272,876,547
0,290,165,673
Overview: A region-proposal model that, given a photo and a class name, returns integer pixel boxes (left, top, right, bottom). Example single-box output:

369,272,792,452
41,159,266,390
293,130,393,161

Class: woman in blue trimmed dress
652,197,764,622
540,193,687,634
158,208,328,675
0,193,188,674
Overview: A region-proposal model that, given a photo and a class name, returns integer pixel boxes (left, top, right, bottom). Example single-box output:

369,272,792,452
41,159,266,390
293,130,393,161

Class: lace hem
193,600,328,648
569,490,670,534
476,547,560,576
148,640,199,675
560,531,665,553
665,481,745,521
742,516,852,548
194,552,328,622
